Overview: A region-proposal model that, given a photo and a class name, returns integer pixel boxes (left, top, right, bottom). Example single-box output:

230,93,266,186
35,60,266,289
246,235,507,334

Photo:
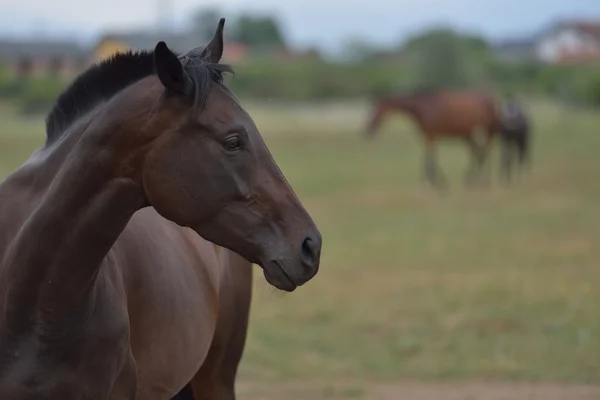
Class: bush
0,69,28,99
229,59,411,101
0,79,27,98
0,57,596,114
571,66,600,108
18,77,68,115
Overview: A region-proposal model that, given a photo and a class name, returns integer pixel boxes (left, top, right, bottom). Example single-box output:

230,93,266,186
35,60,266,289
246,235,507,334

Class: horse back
417,90,500,135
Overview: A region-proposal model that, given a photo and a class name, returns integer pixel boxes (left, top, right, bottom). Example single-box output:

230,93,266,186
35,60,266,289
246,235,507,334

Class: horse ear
200,18,225,63
154,41,192,95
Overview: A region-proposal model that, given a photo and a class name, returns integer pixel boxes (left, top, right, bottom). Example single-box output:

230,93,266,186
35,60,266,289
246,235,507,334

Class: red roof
574,23,600,42
555,50,600,64
547,20,600,64
562,21,600,43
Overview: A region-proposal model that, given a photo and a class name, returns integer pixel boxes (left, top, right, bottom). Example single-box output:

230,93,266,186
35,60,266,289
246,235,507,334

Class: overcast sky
2,0,600,53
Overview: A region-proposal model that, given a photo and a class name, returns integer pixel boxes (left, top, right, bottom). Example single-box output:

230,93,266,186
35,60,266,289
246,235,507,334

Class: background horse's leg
499,138,514,185
476,129,495,187
464,136,484,187
422,135,447,190
516,128,531,179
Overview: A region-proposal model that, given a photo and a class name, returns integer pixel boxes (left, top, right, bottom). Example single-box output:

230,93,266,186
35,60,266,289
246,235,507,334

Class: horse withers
0,19,321,400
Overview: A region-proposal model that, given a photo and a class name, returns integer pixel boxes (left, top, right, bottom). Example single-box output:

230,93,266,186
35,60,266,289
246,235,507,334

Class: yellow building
91,32,200,66
92,38,131,64
90,32,250,65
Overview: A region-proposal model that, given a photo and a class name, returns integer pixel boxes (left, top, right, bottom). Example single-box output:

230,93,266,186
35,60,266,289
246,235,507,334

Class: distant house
92,31,250,65
535,20,600,64
0,39,87,79
271,47,322,63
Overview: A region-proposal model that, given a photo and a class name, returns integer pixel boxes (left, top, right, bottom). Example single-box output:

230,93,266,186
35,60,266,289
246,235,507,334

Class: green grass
1,98,599,387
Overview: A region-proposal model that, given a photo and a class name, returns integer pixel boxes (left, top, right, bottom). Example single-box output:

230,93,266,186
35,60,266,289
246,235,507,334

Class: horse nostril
301,235,320,267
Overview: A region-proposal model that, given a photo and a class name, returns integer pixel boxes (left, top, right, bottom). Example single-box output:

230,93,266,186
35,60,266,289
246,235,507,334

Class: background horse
498,93,532,183
365,88,502,189
0,19,321,400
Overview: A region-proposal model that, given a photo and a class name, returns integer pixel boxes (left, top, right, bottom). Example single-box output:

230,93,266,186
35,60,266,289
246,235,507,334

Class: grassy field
1,99,599,399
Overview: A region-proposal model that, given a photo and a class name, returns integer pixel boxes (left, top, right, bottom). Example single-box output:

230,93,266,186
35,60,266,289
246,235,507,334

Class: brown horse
0,18,322,400
365,88,502,189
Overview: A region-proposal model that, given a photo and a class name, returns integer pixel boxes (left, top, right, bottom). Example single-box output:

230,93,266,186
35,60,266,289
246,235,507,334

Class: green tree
402,27,492,88
190,7,222,41
341,37,380,62
230,14,286,50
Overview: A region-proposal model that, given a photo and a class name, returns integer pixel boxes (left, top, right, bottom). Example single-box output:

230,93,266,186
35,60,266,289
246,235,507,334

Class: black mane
45,49,232,146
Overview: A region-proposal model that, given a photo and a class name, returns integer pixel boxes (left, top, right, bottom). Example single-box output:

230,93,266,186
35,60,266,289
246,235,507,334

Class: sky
1,0,600,54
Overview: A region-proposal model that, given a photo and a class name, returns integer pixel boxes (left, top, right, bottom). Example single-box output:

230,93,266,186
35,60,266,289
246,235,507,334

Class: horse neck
391,96,435,130
0,94,149,331
366,99,397,135
392,97,424,116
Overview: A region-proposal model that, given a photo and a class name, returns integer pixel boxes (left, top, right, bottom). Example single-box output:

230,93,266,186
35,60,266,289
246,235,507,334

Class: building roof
0,39,86,62
95,30,253,64
542,20,600,43
96,31,203,54
96,29,254,61
569,22,600,42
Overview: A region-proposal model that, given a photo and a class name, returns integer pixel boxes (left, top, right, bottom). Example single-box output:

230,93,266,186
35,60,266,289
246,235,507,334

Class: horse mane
45,49,232,146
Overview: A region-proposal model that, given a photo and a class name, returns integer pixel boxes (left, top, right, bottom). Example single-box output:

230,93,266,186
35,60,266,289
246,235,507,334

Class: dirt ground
238,381,600,400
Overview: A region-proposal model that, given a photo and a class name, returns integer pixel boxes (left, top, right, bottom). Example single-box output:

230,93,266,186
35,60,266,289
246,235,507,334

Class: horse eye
223,136,243,151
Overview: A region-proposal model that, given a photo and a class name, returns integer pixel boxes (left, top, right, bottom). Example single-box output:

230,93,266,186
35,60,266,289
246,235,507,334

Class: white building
535,21,600,64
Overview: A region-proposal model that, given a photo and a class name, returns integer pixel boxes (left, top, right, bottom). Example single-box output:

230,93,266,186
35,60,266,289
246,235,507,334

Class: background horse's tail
500,119,531,172
171,383,194,400
495,92,531,169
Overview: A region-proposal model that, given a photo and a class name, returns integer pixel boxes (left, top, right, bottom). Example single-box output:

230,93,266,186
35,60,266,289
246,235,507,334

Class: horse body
366,89,502,188
409,91,498,138
0,113,251,400
0,133,143,399
0,19,320,400
114,210,253,399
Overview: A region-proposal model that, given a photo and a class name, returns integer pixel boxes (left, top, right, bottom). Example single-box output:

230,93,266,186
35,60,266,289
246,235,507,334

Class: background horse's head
364,90,432,139
138,19,321,291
